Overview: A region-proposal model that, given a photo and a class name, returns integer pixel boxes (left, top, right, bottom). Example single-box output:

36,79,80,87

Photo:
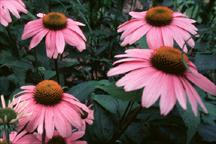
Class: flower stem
4,124,10,144
54,58,60,83
107,105,142,144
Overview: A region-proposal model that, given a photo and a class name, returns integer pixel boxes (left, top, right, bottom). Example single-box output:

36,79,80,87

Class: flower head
0,0,27,26
118,6,198,52
13,80,93,138
0,95,27,126
21,12,87,59
107,47,216,115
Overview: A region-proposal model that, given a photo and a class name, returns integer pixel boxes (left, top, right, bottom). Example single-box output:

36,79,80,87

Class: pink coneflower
36,131,87,144
12,80,93,138
0,0,27,26
118,6,197,52
107,46,216,115
22,12,87,59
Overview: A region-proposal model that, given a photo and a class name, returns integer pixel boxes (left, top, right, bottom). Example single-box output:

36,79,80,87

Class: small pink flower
0,131,40,144
0,0,27,26
118,6,197,52
107,46,216,115
12,80,93,138
22,12,87,59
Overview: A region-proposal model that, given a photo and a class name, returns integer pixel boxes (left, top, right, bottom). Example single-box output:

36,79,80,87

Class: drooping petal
186,70,216,96
55,31,65,54
146,27,163,49
29,29,48,49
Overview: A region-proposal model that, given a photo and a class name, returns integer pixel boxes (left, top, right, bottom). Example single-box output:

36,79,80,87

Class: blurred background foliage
0,0,216,144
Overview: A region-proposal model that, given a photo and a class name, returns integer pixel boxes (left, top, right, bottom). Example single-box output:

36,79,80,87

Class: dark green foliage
0,0,216,144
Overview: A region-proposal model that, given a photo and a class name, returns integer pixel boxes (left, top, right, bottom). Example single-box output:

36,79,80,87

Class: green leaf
67,81,99,101
96,80,141,101
178,105,200,144
92,94,118,114
136,36,148,48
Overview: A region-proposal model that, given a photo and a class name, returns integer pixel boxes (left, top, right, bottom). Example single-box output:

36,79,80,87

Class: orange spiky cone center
42,12,67,30
34,80,63,106
145,6,173,26
150,46,189,75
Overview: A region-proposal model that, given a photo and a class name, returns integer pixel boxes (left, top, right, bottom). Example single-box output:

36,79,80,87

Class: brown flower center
150,47,188,75
145,6,173,26
47,136,66,144
34,80,63,106
42,12,67,30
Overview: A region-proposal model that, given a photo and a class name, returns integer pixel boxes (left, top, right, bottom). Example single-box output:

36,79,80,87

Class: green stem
4,124,10,144
54,59,60,83
107,106,142,144
5,27,20,58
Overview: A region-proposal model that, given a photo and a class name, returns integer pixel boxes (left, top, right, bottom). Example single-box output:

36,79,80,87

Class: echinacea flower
118,6,197,52
12,80,93,138
36,131,87,144
107,46,216,115
0,0,27,26
0,95,27,126
21,12,87,59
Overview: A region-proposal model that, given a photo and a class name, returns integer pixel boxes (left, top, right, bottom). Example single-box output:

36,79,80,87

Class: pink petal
161,27,174,47
159,75,177,115
67,20,86,41
29,29,48,49
45,107,54,138
115,49,151,59
55,31,65,54
173,76,187,110
146,27,163,49
45,31,55,58
172,18,197,35
141,72,165,108
180,78,198,115
121,24,152,46
129,11,147,19
62,29,86,52
169,25,188,52
54,107,68,137
107,61,151,76
186,69,216,96
122,67,157,91
120,20,146,40
22,19,44,40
